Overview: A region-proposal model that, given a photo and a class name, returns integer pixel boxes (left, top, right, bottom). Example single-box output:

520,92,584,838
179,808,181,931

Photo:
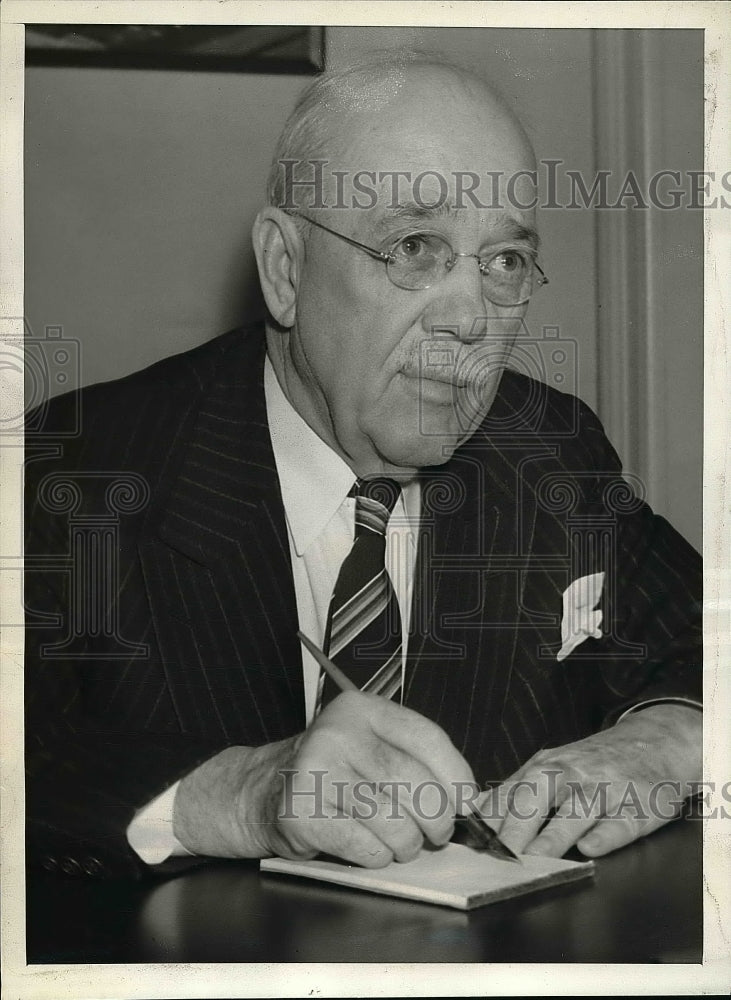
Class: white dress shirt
127,356,420,863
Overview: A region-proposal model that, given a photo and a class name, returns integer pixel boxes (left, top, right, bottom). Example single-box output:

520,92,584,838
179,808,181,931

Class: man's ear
252,207,301,328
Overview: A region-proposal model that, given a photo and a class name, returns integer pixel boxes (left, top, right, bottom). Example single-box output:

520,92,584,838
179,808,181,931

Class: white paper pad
261,842,595,910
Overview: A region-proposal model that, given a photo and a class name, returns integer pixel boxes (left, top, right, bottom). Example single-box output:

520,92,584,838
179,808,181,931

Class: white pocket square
557,572,604,662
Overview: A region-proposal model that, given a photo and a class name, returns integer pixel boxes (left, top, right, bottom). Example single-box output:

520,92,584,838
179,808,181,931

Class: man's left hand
478,703,701,858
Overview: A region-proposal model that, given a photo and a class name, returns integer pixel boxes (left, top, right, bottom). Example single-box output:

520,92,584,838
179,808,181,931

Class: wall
24,67,310,385
591,30,704,550
24,28,702,547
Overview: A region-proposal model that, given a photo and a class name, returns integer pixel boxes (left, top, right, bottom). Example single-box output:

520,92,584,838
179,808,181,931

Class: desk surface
27,816,701,964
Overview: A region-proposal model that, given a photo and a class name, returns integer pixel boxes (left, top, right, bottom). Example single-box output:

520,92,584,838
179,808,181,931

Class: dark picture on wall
25,23,324,73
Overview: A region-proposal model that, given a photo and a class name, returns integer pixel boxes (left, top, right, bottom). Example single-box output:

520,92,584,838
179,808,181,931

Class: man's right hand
172,691,476,868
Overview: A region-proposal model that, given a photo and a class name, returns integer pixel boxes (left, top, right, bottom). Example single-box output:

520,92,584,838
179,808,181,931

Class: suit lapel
405,448,531,752
139,331,304,744
404,381,566,778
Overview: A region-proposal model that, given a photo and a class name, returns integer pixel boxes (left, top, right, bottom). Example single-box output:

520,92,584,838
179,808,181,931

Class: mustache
398,342,510,388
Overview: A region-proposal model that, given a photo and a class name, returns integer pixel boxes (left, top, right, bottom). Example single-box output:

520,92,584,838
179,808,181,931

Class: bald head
267,51,535,213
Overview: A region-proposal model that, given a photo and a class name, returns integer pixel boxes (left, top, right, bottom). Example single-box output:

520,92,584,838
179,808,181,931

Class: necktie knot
353,477,401,537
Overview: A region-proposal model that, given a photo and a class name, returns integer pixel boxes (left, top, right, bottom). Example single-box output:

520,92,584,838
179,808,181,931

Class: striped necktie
318,477,403,711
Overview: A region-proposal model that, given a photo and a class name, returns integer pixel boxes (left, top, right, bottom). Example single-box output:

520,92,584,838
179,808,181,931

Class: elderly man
25,53,701,880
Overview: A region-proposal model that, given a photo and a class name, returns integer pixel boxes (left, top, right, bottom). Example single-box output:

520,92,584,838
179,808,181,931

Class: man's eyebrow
374,203,541,252
377,202,458,229
488,217,541,252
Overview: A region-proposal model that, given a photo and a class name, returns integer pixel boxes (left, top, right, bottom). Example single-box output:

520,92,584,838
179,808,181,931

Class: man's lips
399,368,484,391
400,368,469,388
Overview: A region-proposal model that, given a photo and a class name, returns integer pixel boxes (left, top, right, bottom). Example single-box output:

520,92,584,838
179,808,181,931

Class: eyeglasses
288,211,549,306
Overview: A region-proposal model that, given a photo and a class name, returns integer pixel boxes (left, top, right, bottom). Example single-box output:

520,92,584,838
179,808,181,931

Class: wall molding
591,29,703,547
592,29,652,487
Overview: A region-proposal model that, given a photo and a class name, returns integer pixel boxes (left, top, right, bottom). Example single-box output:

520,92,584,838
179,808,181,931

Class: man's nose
420,258,488,343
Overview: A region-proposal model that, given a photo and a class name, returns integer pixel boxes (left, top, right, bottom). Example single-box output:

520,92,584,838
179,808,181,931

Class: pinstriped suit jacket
25,325,701,879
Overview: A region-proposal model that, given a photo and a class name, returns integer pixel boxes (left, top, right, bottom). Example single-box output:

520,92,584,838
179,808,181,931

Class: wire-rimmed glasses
288,211,549,307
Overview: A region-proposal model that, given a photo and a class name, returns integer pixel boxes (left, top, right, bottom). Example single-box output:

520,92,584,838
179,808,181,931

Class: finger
367,695,476,808
497,768,563,854
522,794,597,858
273,758,401,867
576,810,667,858
340,781,425,862
303,693,466,845
279,811,396,869
575,816,643,857
351,744,455,847
575,775,684,857
476,754,558,833
474,785,510,832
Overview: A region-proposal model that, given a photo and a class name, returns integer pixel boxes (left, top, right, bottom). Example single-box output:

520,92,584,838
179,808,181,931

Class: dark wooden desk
27,816,701,964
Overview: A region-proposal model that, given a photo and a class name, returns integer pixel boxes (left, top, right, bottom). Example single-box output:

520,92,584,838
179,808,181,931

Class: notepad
261,843,594,910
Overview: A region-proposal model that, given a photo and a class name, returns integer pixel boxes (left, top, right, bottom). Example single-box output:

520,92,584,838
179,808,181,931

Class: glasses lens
385,234,542,304
481,249,535,306
386,233,451,290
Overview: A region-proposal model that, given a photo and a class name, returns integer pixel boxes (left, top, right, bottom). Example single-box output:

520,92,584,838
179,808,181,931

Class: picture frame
25,23,324,73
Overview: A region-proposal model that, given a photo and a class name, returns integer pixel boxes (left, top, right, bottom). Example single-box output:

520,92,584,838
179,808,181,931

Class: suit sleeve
573,398,702,724
24,396,231,881
24,539,230,881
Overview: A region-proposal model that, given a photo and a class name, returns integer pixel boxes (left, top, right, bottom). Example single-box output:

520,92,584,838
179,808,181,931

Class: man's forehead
275,62,536,225
322,71,532,173
321,115,536,218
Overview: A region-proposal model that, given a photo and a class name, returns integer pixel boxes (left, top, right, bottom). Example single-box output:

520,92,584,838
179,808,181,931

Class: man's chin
363,386,493,471
376,428,474,472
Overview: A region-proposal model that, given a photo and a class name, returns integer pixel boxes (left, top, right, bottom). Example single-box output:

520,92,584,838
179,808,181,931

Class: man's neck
264,332,419,481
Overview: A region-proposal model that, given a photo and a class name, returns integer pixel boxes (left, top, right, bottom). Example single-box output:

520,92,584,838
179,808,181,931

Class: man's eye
489,249,528,274
397,235,430,258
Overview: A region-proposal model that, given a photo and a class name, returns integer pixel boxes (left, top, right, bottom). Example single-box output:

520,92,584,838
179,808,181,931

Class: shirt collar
265,356,356,556
264,356,420,556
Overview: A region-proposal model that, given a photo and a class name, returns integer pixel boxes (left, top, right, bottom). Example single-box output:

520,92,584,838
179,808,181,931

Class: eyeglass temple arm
534,262,549,286
285,210,391,263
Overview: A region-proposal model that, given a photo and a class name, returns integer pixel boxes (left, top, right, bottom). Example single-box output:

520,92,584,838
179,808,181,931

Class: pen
296,629,521,864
